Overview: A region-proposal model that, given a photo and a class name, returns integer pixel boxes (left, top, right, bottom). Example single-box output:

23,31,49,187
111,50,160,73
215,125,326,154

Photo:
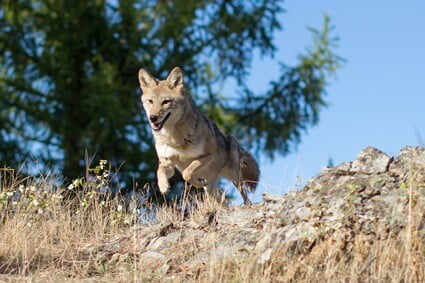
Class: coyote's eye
162,99,172,106
147,99,153,104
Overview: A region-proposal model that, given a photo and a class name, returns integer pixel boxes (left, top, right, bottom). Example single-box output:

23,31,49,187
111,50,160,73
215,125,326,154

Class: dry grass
1,167,425,282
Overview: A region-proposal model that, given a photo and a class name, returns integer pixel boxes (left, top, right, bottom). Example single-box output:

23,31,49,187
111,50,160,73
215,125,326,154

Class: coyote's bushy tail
228,136,260,204
239,147,260,193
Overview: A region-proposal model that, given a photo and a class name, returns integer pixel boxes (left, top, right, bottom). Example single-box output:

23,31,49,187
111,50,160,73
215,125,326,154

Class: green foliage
0,1,342,188
225,15,343,157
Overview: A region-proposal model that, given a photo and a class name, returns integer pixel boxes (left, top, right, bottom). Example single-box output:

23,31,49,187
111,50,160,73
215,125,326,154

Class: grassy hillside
1,147,425,282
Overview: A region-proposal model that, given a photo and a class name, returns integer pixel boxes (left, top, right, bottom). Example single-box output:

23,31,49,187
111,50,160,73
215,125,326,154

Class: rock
351,146,392,174
139,251,170,276
390,146,425,177
258,248,273,264
335,161,352,171
255,230,277,251
140,251,166,266
110,252,129,263
147,236,173,251
263,192,284,203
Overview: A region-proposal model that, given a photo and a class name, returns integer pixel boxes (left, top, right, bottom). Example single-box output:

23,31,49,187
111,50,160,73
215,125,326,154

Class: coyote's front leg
182,155,214,186
157,158,175,194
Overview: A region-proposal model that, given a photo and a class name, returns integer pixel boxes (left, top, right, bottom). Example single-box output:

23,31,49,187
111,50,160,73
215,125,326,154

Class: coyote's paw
157,178,170,194
197,178,208,186
182,168,194,183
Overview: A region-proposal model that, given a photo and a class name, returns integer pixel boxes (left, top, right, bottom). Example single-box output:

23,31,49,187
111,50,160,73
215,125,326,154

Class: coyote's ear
166,67,183,89
138,69,157,93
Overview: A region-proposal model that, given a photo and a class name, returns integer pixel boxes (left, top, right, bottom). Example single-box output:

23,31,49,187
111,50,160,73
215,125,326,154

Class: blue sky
229,0,425,203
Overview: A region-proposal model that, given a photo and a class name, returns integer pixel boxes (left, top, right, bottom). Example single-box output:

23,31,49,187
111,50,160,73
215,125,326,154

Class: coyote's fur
138,67,259,204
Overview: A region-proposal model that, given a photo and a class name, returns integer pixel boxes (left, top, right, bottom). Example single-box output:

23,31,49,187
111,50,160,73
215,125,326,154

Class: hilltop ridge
85,146,425,281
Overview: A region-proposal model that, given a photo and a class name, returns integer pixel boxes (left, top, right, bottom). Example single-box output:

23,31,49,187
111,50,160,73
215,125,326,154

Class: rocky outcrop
85,146,425,276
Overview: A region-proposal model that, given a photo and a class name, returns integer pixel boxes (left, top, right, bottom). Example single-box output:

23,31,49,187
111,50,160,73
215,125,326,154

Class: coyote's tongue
152,112,171,131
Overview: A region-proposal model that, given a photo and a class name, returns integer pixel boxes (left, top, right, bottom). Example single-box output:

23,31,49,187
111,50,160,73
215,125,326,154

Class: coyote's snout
138,67,260,204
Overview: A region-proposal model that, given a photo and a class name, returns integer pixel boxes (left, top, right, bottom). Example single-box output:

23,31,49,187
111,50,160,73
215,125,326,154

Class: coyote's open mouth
151,112,171,131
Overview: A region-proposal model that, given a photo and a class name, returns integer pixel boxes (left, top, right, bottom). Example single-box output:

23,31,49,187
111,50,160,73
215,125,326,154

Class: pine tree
0,1,342,185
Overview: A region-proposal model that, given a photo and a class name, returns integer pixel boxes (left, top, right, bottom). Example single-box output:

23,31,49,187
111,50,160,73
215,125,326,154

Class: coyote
138,67,260,204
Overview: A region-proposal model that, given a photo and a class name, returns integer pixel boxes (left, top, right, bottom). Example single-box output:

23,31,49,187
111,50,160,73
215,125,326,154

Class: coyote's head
138,67,187,132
